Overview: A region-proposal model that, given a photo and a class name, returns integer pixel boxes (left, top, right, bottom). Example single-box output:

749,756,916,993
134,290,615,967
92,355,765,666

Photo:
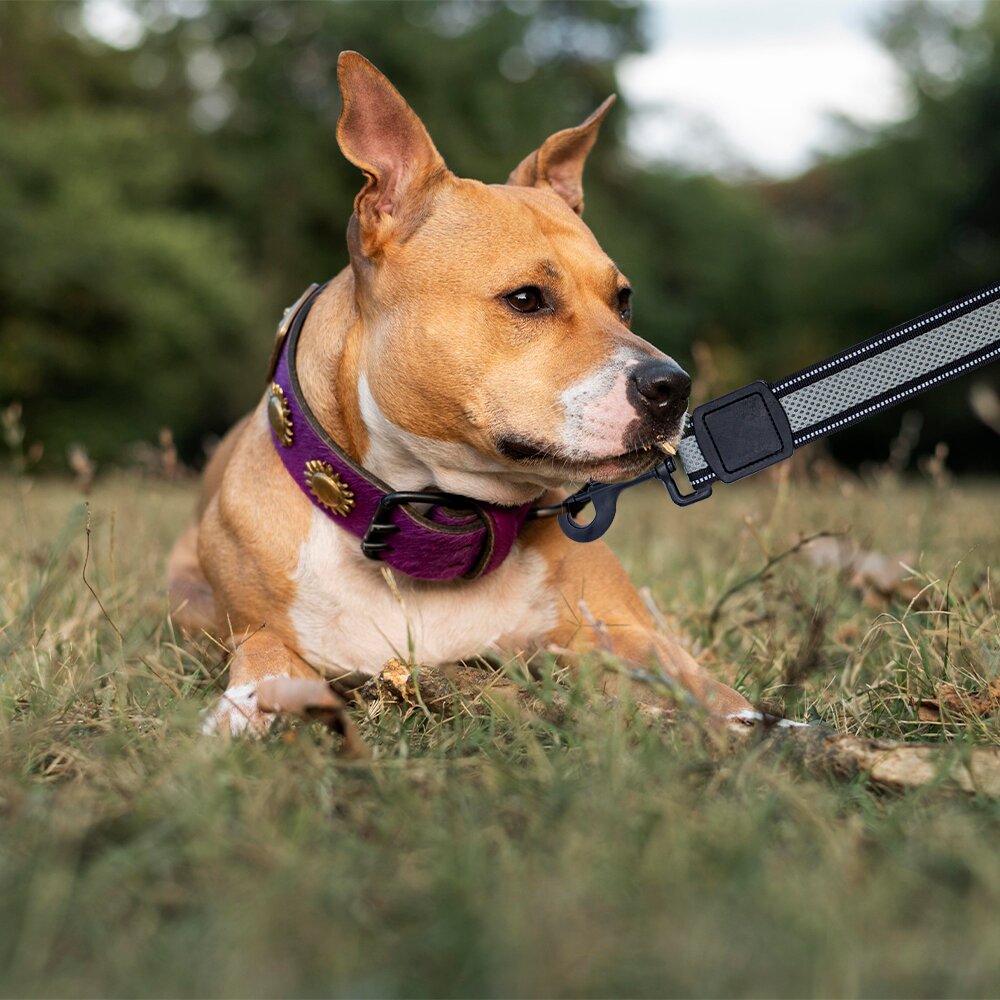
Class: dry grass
2,470,1000,997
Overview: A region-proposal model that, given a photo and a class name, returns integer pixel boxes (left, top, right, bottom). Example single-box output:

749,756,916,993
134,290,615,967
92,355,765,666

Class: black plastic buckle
691,380,793,484
361,490,484,561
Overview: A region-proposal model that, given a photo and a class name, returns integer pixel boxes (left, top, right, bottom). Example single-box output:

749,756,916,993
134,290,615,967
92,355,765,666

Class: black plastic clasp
556,467,659,542
691,380,793,484
556,455,715,543
361,489,482,560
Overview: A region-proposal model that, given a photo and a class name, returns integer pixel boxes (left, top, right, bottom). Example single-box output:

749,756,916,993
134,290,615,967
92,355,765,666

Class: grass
2,469,1000,998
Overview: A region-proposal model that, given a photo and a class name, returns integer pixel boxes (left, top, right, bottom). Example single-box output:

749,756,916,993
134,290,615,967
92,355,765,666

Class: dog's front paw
202,675,287,737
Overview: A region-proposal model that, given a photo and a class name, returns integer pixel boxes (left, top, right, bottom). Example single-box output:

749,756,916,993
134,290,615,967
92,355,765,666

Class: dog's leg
532,526,753,717
167,523,217,637
167,416,253,638
203,627,324,737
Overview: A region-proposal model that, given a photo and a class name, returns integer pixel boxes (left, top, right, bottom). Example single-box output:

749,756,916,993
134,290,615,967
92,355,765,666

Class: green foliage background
1,0,998,470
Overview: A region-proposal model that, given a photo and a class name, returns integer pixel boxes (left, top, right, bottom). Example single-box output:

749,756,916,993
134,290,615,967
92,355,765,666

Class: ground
1,470,1000,997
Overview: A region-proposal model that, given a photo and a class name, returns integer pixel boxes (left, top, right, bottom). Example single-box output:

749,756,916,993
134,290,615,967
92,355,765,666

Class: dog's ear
336,51,448,254
506,95,615,215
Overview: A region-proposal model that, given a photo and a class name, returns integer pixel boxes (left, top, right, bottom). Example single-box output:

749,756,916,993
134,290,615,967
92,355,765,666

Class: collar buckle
361,490,485,562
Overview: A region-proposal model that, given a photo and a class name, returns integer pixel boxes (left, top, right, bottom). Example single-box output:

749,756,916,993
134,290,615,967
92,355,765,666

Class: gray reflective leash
555,280,1000,542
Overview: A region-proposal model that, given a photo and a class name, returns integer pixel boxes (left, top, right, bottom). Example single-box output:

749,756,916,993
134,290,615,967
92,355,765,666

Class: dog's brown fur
171,52,752,735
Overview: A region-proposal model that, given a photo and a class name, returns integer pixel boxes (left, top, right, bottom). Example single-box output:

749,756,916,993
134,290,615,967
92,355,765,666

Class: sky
618,0,918,177
79,0,979,180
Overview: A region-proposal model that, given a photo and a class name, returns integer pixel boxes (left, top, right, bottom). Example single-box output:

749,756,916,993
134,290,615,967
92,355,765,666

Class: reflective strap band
772,282,1000,395
677,432,713,487
677,281,1000,488
780,297,1000,442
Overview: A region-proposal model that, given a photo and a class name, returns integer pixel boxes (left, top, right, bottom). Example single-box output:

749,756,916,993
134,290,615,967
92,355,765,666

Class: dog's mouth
494,433,678,483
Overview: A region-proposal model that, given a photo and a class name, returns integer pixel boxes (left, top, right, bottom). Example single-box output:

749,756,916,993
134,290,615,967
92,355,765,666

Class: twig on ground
706,529,846,638
82,502,124,643
733,720,1000,797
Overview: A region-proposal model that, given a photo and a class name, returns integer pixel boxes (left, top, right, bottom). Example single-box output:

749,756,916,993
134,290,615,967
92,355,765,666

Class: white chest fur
288,507,558,679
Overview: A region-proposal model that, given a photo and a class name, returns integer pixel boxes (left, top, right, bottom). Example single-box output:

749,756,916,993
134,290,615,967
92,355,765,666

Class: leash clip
555,478,637,543
553,456,713,543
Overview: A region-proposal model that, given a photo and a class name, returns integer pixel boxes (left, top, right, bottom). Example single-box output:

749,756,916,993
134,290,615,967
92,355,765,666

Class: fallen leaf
360,657,419,708
256,676,369,758
805,537,920,602
916,680,1000,722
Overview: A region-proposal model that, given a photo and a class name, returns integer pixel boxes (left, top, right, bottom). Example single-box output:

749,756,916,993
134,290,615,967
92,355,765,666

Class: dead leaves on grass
358,657,547,721
255,676,369,759
252,659,1000,799
254,657,559,758
916,680,1000,723
246,644,1000,799
360,657,424,709
804,536,922,605
750,723,1000,798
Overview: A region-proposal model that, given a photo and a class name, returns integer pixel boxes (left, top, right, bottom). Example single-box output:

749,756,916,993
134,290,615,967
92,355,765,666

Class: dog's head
336,52,690,504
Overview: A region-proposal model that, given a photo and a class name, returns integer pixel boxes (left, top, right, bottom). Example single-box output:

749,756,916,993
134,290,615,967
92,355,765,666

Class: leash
549,280,1000,542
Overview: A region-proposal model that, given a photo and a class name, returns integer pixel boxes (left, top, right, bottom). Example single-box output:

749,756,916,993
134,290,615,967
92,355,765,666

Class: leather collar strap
267,283,533,581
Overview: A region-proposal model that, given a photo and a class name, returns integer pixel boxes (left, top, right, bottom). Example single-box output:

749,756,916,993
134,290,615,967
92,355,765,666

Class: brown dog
168,51,753,734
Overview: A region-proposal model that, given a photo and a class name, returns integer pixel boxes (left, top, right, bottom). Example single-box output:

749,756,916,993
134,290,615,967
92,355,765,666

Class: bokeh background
2,0,998,474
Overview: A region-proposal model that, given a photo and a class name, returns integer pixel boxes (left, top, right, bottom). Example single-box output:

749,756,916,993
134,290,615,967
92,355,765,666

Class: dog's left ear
337,51,449,254
506,95,615,215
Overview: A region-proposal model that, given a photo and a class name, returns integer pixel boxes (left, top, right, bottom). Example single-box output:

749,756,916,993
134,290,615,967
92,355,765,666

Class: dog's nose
630,359,692,413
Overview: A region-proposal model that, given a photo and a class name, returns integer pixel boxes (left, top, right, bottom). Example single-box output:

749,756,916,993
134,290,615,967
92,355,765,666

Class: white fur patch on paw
202,674,287,737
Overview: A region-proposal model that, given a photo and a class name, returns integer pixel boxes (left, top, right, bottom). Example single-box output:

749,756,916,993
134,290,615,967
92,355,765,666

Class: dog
167,51,753,735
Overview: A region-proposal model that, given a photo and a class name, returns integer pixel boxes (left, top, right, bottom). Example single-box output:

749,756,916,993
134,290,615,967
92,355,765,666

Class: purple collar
266,283,534,582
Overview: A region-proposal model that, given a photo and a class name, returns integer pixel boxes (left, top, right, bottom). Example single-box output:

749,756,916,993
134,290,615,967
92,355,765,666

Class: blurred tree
0,1,258,461
764,1,1000,470
0,109,255,459
0,0,652,464
0,0,997,473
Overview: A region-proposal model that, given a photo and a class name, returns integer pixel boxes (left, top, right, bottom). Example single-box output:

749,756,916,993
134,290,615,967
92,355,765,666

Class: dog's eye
618,288,633,322
505,286,546,314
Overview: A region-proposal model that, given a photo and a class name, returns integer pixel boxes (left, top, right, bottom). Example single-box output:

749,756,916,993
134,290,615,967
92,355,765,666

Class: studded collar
265,282,534,582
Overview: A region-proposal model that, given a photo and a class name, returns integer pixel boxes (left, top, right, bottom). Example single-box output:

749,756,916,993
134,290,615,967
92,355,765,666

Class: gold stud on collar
268,383,294,447
304,460,355,516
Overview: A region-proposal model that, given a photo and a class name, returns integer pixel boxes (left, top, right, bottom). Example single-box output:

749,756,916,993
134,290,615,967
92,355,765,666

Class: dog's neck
294,271,547,505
